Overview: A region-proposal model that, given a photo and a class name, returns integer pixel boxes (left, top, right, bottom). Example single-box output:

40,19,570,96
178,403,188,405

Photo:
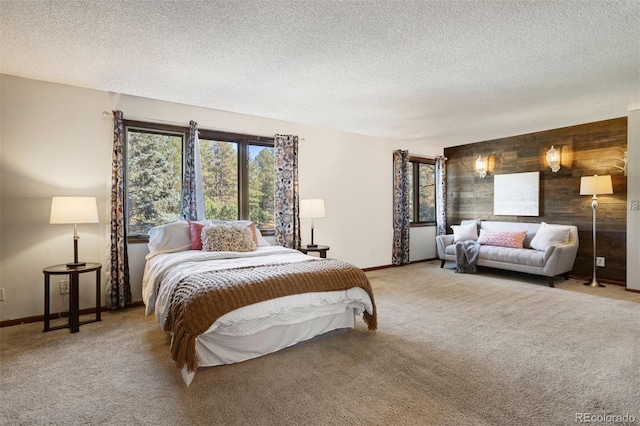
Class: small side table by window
43,262,102,333
298,245,330,258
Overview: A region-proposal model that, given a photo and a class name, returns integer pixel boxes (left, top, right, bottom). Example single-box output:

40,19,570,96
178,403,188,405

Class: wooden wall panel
444,117,628,282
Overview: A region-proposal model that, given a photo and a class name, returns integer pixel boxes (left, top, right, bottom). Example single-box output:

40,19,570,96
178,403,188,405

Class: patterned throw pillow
190,220,262,250
201,223,257,252
477,229,527,249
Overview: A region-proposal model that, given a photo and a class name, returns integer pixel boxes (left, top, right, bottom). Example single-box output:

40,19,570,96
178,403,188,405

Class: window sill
127,235,149,244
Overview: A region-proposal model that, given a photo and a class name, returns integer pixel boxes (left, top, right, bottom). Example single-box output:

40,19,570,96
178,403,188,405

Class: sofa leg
547,277,555,287
440,260,446,268
564,272,570,280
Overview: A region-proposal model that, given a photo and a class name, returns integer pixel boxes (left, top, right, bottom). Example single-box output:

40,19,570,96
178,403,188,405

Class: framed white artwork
494,171,540,216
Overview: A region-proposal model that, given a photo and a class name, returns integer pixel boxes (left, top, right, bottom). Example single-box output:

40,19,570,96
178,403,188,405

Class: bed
141,220,377,386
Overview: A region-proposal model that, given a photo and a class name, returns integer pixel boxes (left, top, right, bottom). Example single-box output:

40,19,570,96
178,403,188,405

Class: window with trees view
125,121,275,238
406,158,436,225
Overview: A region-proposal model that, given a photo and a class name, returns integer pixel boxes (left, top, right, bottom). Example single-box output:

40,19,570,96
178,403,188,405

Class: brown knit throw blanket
164,259,377,372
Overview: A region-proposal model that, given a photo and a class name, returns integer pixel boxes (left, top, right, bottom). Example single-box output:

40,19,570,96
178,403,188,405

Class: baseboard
0,300,145,328
362,258,436,272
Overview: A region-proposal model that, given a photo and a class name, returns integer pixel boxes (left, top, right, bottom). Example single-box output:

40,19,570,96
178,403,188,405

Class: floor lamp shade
579,175,613,196
300,199,326,248
50,197,99,268
579,175,612,288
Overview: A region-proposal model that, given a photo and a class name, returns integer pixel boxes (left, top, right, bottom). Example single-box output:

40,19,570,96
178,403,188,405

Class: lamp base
583,276,605,288
66,261,86,268
306,244,318,248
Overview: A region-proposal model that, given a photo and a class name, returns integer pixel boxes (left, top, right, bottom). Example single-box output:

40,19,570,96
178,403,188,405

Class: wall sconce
475,155,487,178
614,151,627,176
546,145,560,172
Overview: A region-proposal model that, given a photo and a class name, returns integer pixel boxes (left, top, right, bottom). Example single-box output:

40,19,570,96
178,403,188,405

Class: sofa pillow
461,219,482,234
529,222,570,251
147,221,191,254
477,229,527,249
201,223,257,252
451,222,479,242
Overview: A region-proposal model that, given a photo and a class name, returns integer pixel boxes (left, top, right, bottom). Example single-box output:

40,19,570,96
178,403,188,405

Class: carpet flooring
1,261,638,426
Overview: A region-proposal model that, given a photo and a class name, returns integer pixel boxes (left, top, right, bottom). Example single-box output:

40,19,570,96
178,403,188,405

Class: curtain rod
103,111,305,141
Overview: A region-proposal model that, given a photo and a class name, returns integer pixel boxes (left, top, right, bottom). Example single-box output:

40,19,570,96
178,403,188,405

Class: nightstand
43,262,102,333
298,245,330,258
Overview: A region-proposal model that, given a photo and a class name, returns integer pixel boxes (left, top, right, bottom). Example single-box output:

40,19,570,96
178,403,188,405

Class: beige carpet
1,261,638,426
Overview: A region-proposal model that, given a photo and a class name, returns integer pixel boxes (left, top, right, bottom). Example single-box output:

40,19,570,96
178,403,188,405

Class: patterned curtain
435,156,448,236
274,134,300,249
108,110,132,309
392,149,410,265
181,120,205,220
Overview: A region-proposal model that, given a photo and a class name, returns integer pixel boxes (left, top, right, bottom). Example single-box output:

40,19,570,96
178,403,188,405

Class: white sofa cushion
451,222,478,242
529,222,571,251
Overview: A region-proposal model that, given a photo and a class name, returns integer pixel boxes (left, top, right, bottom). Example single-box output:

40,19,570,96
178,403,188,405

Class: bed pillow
529,222,571,251
147,221,191,254
451,222,479,242
188,221,209,250
477,230,527,249
190,220,267,249
201,223,257,252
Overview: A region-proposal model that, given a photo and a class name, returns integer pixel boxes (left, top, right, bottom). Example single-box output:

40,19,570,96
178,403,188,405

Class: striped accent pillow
477,230,527,249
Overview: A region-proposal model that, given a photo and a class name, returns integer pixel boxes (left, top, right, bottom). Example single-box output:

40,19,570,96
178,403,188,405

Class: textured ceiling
1,1,639,147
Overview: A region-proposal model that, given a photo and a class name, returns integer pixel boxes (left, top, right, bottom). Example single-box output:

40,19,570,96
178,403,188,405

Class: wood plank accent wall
444,117,628,282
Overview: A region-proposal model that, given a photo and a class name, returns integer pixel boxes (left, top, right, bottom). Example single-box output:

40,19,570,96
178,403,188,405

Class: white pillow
451,222,479,242
147,221,191,254
529,222,570,251
256,230,271,247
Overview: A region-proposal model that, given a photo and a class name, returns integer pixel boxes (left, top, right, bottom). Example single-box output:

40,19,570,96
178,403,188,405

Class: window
407,157,436,225
125,121,275,238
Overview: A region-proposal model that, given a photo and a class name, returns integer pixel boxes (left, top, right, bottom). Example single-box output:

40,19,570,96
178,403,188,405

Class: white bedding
142,246,374,338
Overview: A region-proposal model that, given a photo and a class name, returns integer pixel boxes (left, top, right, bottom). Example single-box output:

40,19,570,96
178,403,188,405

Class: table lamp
50,197,99,268
300,199,325,248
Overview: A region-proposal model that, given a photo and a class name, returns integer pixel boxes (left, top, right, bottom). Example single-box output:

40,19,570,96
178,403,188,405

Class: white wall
627,107,639,291
0,75,442,321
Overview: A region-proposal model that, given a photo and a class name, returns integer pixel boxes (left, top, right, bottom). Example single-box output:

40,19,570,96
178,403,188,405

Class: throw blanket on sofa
164,259,377,372
455,240,480,273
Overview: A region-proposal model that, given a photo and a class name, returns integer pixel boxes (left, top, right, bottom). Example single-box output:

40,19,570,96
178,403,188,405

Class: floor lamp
579,175,613,287
300,199,325,248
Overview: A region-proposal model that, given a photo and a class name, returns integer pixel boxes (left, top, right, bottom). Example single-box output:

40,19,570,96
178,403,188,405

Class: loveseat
435,220,579,287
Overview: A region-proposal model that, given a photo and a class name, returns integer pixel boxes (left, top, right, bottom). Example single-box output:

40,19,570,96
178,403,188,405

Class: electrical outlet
631,200,640,211
0,288,5,301
596,257,605,267
59,280,69,295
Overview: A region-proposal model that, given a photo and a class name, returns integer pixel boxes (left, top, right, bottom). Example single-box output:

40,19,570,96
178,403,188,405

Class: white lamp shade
50,197,99,224
300,199,326,219
580,175,613,196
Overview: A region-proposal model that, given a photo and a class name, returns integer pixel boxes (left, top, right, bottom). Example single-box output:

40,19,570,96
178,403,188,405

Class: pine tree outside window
125,121,275,239
407,157,436,226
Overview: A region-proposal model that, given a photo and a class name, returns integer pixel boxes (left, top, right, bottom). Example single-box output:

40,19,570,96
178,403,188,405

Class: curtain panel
107,110,132,309
181,120,205,221
274,134,301,249
392,149,410,265
435,156,448,236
